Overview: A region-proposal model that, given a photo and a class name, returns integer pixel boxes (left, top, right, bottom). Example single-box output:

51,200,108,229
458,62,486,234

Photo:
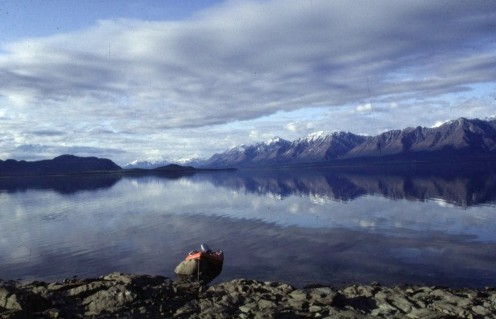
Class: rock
309,304,323,312
174,301,199,317
83,285,137,315
239,304,252,313
406,307,441,319
289,289,308,301
431,300,465,316
66,280,110,297
102,272,134,284
0,284,51,314
371,300,398,316
342,285,377,298
390,295,415,313
276,283,294,295
257,298,277,310
287,297,308,310
0,286,21,310
308,287,337,304
471,304,489,316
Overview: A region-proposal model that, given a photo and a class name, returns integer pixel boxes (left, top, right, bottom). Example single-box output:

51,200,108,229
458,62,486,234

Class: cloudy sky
1,0,495,165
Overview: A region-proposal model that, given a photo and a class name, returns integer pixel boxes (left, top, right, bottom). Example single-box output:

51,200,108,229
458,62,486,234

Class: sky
0,0,495,165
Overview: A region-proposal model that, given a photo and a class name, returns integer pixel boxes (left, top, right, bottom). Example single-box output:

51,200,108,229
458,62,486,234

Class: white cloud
285,123,298,132
356,103,373,113
0,0,495,162
285,121,315,133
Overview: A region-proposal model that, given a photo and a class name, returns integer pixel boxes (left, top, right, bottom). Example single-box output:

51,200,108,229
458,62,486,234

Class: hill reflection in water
0,174,121,194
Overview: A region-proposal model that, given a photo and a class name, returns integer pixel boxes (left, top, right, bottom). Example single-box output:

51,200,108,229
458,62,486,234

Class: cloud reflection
0,170,495,287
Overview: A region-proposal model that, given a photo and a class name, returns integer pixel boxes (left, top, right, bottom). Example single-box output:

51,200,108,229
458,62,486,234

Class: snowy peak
267,136,289,145
303,131,328,142
123,159,171,169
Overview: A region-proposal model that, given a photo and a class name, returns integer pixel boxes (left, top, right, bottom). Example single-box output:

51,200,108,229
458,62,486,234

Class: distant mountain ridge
198,117,496,168
123,158,203,169
123,159,171,170
0,155,121,176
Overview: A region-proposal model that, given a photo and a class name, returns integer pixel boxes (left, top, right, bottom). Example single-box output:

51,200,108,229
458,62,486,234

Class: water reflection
1,165,494,207
0,175,121,194
192,166,496,207
0,167,495,288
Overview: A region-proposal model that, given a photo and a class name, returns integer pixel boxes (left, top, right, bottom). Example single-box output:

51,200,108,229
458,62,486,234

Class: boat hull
174,251,224,284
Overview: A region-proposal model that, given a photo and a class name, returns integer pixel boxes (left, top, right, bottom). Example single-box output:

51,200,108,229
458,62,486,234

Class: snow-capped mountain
287,131,367,162
123,157,207,169
123,159,171,169
345,117,496,158
198,131,366,168
197,117,496,168
202,137,292,168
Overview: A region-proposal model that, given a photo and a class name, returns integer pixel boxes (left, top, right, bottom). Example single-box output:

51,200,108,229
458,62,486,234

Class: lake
1,165,496,288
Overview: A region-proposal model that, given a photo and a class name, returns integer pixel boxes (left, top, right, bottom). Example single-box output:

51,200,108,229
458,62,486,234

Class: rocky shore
1,273,495,318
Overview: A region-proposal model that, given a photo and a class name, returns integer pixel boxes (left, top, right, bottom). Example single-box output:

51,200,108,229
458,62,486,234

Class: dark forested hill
0,155,121,176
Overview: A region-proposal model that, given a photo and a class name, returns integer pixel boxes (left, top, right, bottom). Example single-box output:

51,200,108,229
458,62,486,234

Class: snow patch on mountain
123,159,170,169
267,137,289,145
304,131,328,142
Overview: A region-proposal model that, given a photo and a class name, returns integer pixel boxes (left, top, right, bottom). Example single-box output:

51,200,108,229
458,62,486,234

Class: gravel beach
1,272,495,318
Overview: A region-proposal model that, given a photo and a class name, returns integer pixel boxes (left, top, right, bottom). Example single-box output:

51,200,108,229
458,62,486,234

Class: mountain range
2,117,496,174
194,117,496,168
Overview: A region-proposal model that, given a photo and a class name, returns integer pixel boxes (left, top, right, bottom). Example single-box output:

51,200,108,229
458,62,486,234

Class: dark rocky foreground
1,273,495,318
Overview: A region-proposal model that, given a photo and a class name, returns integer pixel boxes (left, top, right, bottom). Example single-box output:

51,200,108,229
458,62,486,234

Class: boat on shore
174,244,224,285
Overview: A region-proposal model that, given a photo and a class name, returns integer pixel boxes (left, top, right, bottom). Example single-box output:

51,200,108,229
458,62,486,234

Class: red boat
185,250,224,264
174,244,224,284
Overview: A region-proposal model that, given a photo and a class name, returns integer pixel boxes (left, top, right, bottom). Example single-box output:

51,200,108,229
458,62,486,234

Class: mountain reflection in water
191,165,496,207
1,164,495,207
0,165,495,288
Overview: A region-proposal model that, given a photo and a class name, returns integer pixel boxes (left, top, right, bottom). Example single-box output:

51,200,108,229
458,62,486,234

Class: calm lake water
1,166,496,288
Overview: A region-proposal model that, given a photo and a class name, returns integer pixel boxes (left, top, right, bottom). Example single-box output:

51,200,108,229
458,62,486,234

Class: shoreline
1,273,495,318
